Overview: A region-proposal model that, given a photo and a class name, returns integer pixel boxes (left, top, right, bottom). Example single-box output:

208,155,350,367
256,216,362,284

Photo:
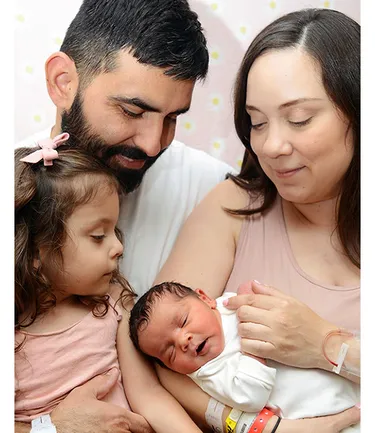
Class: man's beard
61,91,164,193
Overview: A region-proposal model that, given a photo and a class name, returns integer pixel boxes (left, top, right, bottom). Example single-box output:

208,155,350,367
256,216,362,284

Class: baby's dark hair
15,145,135,340
129,281,197,366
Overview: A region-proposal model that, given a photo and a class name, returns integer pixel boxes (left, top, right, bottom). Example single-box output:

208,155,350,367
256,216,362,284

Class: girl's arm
116,302,202,433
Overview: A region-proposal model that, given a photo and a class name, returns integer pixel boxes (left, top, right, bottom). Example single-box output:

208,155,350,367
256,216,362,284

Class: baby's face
138,290,225,374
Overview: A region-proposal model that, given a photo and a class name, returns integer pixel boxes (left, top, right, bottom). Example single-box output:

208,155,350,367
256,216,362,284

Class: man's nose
134,120,164,157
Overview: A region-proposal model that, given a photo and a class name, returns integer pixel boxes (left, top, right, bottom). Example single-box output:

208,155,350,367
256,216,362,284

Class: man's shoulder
157,140,236,176
167,140,234,167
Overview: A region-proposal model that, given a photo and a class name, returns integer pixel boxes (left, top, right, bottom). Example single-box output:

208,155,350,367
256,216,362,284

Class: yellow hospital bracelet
225,408,243,433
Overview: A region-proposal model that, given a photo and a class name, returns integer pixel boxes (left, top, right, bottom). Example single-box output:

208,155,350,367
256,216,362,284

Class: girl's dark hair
228,8,360,268
15,145,135,346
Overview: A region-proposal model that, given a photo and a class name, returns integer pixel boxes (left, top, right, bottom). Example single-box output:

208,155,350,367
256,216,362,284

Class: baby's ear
195,288,217,309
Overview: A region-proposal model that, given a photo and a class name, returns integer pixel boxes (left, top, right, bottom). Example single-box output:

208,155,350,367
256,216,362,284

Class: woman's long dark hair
228,8,360,268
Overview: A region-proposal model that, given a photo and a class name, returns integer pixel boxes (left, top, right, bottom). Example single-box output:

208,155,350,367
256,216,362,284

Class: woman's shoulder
203,178,252,210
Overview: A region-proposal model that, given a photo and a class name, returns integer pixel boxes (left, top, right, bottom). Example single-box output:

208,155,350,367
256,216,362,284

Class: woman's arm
116,304,202,433
225,281,360,383
156,365,360,433
155,179,246,298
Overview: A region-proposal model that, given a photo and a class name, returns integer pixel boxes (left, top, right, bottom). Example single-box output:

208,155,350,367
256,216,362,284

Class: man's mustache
88,142,162,164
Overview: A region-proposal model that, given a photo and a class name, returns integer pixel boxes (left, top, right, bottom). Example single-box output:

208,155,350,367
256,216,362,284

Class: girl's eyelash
91,235,105,241
182,316,187,327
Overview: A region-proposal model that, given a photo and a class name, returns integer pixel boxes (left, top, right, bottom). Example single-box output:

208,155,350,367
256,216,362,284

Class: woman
155,8,360,433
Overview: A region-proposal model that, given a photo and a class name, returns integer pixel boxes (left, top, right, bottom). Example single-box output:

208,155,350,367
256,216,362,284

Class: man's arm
15,368,153,433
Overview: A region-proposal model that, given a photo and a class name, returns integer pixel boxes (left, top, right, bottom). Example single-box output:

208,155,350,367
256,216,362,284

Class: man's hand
51,368,154,433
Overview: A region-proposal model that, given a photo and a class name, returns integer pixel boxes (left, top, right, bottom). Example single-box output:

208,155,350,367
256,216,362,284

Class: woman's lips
275,166,304,178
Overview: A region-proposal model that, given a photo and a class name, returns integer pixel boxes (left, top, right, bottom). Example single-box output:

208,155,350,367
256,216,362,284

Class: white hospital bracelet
30,415,57,433
235,412,257,433
205,398,225,433
332,343,350,374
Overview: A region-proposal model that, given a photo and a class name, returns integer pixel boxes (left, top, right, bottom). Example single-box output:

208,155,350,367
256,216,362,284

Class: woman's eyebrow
246,97,323,112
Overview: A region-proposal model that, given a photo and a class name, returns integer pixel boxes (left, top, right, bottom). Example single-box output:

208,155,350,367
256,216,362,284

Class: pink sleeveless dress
15,297,130,422
225,195,360,332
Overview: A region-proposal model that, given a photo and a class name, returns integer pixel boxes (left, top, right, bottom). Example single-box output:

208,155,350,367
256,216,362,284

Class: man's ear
195,288,217,309
45,52,79,110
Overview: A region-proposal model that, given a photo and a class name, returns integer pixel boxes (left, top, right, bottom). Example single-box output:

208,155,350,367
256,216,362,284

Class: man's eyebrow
246,98,323,112
109,96,190,115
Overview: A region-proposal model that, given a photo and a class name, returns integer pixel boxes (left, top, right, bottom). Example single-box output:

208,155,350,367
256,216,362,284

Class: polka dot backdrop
14,0,359,169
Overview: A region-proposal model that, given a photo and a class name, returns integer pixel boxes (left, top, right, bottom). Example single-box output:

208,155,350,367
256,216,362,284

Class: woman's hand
224,281,335,370
272,406,360,433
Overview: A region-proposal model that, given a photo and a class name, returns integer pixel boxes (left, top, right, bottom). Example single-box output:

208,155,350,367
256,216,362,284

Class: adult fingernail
253,279,261,284
355,403,361,409
223,299,228,306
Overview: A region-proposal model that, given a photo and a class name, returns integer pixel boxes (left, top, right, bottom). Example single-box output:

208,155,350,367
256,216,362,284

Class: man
17,0,234,297
15,0,233,432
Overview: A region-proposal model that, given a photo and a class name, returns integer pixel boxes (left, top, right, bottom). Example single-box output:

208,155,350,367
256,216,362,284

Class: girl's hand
224,281,334,369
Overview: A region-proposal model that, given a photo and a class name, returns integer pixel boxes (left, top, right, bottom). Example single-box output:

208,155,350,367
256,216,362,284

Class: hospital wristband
247,408,275,433
30,415,57,432
225,408,243,433
270,416,281,433
235,412,257,433
322,329,353,374
205,398,225,433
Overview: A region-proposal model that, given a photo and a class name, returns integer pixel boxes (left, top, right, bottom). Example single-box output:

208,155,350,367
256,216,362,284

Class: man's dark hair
60,0,209,87
129,281,197,365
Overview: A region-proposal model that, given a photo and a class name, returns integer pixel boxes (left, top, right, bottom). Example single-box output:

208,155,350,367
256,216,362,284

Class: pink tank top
15,297,130,422
225,195,360,332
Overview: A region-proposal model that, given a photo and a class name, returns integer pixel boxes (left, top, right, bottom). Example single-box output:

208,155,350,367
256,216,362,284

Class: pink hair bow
20,132,70,166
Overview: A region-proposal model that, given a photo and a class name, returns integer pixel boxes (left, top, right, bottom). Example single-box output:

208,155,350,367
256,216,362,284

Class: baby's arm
116,303,202,433
190,352,276,413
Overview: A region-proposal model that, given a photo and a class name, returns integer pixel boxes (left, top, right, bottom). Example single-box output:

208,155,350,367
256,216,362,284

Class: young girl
15,134,202,433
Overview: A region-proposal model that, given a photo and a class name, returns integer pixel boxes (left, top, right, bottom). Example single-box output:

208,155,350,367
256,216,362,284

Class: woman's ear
45,52,79,110
195,288,217,309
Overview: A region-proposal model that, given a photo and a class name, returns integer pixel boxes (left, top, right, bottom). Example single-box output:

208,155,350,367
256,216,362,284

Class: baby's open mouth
196,339,208,355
